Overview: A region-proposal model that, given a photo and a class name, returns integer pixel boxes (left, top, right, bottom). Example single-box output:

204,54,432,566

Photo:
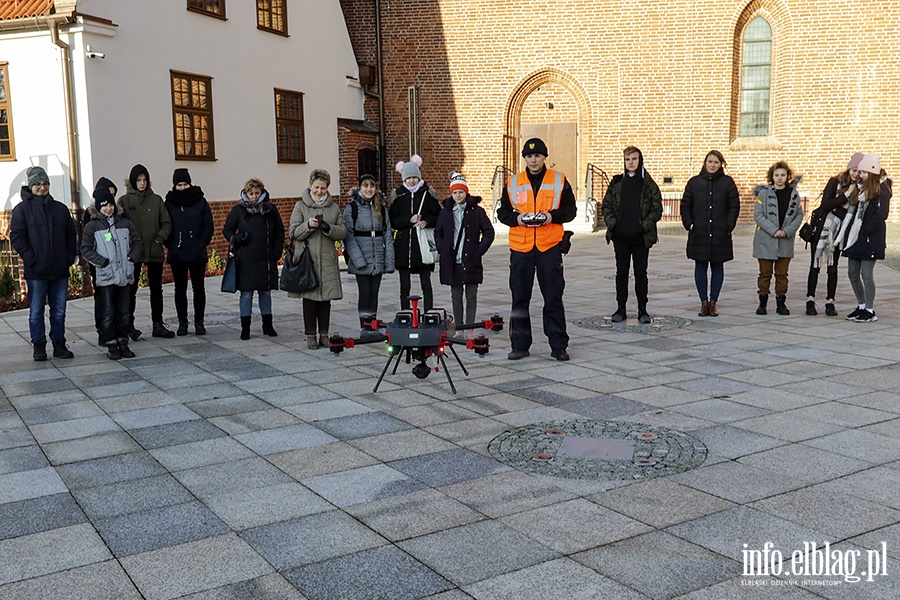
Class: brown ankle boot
306,335,318,349
708,300,718,317
319,334,329,347
698,301,709,316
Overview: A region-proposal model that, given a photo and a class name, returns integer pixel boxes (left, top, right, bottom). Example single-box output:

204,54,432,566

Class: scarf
240,189,269,215
404,179,425,194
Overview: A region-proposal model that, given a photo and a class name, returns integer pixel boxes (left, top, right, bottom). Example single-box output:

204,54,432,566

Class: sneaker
152,322,175,338
853,309,877,322
846,307,863,320
610,308,626,323
106,345,122,360
129,328,143,341
550,349,570,361
824,303,838,317
118,343,136,359
638,311,652,324
806,300,817,316
507,349,530,360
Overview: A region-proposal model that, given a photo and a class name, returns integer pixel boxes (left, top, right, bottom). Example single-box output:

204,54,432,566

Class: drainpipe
375,0,386,191
48,19,80,220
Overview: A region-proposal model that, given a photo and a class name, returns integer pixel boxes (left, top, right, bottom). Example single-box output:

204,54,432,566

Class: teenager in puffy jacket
388,156,441,311
838,153,891,322
752,161,804,316
165,168,213,336
81,188,142,360
434,172,494,325
343,173,394,328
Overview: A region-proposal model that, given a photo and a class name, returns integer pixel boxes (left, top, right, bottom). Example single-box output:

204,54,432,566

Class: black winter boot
194,321,207,336
261,314,278,337
118,341,136,359
152,321,175,338
106,344,122,360
177,320,189,336
33,342,47,362
52,339,74,359
776,295,790,315
240,316,251,340
756,294,768,315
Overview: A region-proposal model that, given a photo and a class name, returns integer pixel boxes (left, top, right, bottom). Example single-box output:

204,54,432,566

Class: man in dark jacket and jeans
10,166,78,361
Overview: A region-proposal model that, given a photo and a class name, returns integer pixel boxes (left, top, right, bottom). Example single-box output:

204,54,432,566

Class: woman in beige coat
288,169,347,348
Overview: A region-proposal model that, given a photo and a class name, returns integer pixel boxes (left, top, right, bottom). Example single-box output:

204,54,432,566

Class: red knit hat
449,171,468,194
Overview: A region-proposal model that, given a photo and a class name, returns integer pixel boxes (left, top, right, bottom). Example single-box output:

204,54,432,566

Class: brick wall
340,0,900,222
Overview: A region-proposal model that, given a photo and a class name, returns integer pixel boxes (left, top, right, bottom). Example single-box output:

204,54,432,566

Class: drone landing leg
447,345,469,376
373,352,398,393
391,347,407,375
436,353,457,394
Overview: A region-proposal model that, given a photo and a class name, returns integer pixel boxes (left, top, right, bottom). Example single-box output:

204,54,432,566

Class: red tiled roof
0,0,54,21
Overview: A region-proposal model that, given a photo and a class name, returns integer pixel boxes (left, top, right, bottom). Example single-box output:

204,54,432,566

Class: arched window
740,16,772,137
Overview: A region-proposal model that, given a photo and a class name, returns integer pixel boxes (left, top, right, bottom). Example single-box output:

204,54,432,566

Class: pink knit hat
847,152,864,170
858,153,881,175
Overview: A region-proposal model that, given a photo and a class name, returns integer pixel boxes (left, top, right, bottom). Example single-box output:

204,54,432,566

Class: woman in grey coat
289,169,347,349
343,174,395,328
753,161,804,315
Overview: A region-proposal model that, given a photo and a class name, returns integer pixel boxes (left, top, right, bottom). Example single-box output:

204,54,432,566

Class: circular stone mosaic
573,315,692,332
488,419,708,480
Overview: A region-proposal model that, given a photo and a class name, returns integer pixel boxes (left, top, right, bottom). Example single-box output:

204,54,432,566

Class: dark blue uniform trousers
509,244,568,352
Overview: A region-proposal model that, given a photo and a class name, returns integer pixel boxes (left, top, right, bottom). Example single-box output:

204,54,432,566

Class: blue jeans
694,261,725,301
239,290,272,317
26,277,68,343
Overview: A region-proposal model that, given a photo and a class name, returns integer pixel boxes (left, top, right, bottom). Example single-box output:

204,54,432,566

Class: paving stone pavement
1,227,899,599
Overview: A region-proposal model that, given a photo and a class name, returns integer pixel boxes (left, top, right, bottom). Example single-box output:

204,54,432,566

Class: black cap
522,138,548,157
93,187,115,211
173,168,191,187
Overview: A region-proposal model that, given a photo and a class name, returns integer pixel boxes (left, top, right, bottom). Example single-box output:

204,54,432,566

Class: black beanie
358,173,376,186
95,176,118,196
521,138,548,157
93,187,115,211
173,168,191,187
129,164,150,191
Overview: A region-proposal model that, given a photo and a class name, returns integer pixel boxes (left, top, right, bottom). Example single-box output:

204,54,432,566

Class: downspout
375,0,386,192
48,19,80,220
48,17,85,291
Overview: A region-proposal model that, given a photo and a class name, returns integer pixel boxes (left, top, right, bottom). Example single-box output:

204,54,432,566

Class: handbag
221,245,237,293
415,194,438,265
280,241,318,293
798,222,815,244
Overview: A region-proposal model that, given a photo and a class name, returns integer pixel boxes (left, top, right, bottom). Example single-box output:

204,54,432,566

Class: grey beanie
27,166,49,187
401,160,421,181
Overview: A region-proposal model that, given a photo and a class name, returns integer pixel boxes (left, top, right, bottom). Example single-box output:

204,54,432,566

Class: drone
329,295,504,394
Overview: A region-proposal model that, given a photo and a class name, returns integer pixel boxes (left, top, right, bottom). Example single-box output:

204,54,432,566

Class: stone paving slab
0,523,112,585
0,560,142,600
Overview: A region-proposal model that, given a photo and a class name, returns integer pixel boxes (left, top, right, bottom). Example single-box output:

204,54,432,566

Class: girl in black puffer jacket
165,168,214,336
680,150,740,317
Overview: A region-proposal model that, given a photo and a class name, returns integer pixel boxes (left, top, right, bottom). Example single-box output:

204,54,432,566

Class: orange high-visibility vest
507,169,565,252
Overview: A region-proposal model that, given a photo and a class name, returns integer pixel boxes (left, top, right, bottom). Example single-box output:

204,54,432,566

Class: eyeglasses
31,182,49,189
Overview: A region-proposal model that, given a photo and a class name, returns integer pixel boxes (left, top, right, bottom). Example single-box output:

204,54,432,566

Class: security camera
85,45,105,59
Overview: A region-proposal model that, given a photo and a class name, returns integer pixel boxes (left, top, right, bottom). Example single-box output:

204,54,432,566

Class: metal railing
584,163,610,231
490,165,513,223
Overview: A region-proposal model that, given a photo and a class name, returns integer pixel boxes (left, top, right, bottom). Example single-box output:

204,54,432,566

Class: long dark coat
434,195,495,285
222,191,284,291
680,169,741,263
388,184,441,272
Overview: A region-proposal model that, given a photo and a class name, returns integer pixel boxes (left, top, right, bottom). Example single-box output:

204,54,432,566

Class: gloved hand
320,221,331,235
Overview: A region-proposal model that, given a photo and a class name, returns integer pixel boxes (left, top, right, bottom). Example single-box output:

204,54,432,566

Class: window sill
729,136,783,151
257,26,289,38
